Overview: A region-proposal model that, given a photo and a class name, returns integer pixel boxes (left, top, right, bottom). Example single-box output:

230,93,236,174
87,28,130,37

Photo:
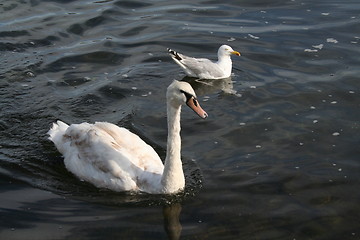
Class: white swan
48,80,208,194
167,45,241,79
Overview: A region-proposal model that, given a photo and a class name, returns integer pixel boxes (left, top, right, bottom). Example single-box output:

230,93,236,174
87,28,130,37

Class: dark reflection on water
1,0,360,239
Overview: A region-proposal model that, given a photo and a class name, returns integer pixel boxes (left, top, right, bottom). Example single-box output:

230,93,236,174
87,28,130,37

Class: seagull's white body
168,45,240,79
48,81,207,194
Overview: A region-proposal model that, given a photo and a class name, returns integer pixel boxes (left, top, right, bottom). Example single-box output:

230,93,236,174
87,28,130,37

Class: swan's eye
180,90,193,101
181,90,198,106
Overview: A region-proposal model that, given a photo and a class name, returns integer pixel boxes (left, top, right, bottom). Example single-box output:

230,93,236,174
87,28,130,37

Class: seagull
167,45,240,79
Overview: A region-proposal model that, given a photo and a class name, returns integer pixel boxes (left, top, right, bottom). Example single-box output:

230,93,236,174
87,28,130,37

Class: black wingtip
167,48,182,61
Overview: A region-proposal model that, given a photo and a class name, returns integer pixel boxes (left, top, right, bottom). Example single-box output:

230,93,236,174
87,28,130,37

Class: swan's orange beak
231,51,241,56
186,97,208,119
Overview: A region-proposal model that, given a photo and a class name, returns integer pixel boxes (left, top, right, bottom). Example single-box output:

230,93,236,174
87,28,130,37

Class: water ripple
0,0,359,239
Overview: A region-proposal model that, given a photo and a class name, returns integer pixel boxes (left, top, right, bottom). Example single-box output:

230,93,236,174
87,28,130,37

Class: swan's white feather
48,121,164,192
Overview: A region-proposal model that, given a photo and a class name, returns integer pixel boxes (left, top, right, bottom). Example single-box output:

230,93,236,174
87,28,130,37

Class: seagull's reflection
163,203,182,240
182,76,241,97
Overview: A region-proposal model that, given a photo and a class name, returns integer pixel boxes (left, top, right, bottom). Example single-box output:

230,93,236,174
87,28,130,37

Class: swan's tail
48,120,69,154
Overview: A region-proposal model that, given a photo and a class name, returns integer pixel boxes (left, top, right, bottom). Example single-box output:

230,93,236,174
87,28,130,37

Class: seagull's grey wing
167,48,224,78
181,57,224,78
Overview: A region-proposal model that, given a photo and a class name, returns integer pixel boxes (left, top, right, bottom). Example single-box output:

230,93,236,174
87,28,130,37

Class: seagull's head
218,45,241,57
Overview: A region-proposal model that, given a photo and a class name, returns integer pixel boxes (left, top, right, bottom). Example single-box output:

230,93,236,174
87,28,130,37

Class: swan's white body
48,81,207,194
168,45,240,79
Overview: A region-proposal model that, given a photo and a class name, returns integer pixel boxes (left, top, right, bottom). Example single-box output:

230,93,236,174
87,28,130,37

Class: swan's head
167,81,208,119
218,45,241,57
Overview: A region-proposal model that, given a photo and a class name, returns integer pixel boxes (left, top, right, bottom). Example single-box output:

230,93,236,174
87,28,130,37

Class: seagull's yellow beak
231,51,241,56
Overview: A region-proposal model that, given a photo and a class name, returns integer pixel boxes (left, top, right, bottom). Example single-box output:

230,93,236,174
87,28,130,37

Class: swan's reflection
182,76,241,97
163,203,182,240
159,78,240,240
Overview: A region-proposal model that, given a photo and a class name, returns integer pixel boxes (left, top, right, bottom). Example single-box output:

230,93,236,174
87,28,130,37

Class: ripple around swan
0,104,203,206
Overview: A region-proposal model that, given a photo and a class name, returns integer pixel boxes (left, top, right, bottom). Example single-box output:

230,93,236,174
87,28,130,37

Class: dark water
1,0,360,239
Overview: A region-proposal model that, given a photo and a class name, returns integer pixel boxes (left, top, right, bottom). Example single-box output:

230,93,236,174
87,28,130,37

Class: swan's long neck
161,102,185,193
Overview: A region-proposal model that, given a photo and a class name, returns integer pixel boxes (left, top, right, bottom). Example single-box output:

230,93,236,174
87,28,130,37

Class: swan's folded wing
58,122,164,192
93,122,164,173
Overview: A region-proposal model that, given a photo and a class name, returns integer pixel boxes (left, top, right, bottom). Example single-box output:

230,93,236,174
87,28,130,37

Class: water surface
1,0,359,239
